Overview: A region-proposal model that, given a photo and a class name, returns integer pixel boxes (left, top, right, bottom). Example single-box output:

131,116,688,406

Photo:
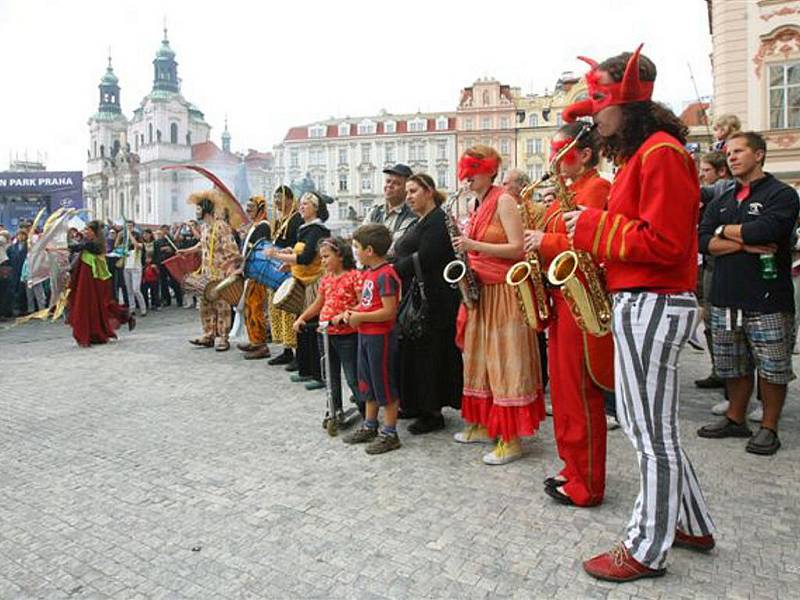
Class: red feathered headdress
563,44,654,123
457,154,499,181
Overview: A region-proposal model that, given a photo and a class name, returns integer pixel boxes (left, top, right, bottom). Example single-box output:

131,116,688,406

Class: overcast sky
0,0,713,172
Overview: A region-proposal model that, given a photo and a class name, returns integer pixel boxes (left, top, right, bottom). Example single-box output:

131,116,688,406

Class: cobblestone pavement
1,308,799,599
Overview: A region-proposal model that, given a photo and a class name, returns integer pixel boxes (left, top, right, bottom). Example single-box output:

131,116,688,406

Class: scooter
318,321,358,437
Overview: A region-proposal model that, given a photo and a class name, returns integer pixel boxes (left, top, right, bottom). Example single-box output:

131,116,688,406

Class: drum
245,240,290,290
163,253,202,288
272,277,305,315
209,274,244,305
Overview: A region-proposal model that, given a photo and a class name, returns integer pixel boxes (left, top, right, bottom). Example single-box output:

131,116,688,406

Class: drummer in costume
236,196,272,360
523,122,613,507
452,145,545,465
268,192,331,386
266,185,304,369
180,190,240,351
562,45,715,582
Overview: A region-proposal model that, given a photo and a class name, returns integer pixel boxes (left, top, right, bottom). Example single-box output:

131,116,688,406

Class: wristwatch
714,224,726,239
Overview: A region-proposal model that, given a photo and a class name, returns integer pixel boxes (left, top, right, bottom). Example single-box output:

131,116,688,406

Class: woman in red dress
68,220,134,347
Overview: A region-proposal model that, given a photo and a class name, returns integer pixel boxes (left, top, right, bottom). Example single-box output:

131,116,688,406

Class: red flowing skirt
68,260,130,347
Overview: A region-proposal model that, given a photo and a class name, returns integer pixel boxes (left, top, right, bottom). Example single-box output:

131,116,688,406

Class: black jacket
394,207,460,328
698,173,799,313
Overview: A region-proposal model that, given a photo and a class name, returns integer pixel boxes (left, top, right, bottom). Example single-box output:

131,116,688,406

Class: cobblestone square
1,309,799,599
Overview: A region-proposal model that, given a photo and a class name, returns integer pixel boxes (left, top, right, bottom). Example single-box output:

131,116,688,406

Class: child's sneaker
482,438,523,465
453,424,492,444
343,427,378,444
365,432,401,455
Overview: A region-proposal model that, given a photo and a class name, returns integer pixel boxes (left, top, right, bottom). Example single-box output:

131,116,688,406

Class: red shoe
673,529,715,552
583,543,666,582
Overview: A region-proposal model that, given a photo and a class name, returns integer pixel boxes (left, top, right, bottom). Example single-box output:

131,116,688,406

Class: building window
338,201,349,220
385,143,395,163
534,139,543,154
170,123,178,144
384,121,396,134
338,123,350,136
338,148,347,165
437,140,446,160
464,118,473,131
437,167,447,189
481,117,491,130
100,144,105,157
500,117,509,129
526,139,534,155
148,123,153,144
556,112,563,127
528,113,538,127
361,174,372,192
156,129,162,143
93,140,97,157
186,132,191,145
140,134,144,148
409,143,417,161
500,139,510,155
436,117,448,130
171,191,178,212
409,119,426,132
338,173,348,192
482,91,490,106
309,124,325,138
358,120,376,135
290,149,299,168
769,63,800,129
361,144,371,164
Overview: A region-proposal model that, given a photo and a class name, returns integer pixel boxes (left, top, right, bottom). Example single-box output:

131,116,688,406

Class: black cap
382,163,413,178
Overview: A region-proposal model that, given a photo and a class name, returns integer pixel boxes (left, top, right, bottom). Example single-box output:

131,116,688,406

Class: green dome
101,66,118,85
156,39,175,60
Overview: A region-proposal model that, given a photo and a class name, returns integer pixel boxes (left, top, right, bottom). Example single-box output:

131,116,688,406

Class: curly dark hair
596,52,688,163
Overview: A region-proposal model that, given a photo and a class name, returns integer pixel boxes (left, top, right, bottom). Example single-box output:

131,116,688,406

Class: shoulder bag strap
411,252,427,303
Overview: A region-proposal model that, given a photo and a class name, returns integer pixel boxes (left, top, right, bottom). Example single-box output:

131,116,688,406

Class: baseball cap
382,163,413,178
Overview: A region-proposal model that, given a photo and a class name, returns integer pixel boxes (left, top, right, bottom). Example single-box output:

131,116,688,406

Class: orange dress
461,187,545,442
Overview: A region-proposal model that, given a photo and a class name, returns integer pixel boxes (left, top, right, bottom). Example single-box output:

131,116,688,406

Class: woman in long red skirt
67,220,135,347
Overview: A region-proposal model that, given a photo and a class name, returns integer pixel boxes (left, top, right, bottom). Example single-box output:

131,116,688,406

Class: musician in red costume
68,220,135,347
562,46,715,582
523,122,613,507
452,144,545,466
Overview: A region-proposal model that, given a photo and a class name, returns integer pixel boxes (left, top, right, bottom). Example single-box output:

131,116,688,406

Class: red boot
583,543,666,582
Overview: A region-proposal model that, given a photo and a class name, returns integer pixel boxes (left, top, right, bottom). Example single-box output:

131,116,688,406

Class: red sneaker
673,529,715,552
583,543,666,582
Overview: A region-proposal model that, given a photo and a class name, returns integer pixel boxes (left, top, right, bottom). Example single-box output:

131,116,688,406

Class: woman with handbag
394,173,463,434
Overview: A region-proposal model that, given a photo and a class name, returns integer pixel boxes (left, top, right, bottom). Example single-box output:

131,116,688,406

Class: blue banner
0,171,83,227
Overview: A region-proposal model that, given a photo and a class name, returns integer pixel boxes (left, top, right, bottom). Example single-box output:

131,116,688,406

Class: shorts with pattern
710,307,795,384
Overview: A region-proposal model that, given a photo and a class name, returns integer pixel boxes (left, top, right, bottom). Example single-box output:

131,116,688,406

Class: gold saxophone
505,176,551,330
546,124,612,337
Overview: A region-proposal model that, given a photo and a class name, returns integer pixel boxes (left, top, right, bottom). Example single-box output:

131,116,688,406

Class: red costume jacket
537,169,614,391
572,131,699,293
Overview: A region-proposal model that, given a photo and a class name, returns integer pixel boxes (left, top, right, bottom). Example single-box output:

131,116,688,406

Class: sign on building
0,171,83,228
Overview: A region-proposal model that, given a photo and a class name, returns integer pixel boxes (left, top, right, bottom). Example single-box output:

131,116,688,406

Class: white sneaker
482,439,523,465
711,400,730,416
748,403,763,422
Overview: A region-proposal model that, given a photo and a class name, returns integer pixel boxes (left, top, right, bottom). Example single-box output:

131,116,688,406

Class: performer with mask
523,122,613,508
236,196,272,360
180,190,240,351
562,45,715,582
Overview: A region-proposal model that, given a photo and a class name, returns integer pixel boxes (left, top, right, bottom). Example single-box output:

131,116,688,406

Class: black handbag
397,252,429,340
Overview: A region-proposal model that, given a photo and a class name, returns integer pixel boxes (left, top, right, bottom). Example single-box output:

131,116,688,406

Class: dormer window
338,123,350,136
408,118,427,132
308,124,326,138
358,119,376,135
435,116,448,130
384,120,396,134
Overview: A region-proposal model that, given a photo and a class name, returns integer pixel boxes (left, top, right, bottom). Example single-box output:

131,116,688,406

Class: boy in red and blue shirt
342,224,402,454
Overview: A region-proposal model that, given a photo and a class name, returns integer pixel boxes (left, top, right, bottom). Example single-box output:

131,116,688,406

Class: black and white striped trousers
613,291,715,570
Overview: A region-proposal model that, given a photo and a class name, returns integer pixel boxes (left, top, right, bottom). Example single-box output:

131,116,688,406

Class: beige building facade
709,0,800,184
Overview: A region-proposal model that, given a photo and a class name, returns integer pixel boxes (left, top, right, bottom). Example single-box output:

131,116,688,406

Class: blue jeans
320,333,361,412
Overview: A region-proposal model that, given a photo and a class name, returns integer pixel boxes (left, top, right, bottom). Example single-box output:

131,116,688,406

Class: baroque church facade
84,29,269,225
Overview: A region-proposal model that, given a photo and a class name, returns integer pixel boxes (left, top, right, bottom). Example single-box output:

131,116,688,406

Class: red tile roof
283,115,455,141
680,102,711,127
191,141,239,164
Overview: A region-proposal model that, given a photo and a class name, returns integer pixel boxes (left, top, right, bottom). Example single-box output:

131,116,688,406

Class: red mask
458,154,499,181
563,44,654,123
550,138,578,166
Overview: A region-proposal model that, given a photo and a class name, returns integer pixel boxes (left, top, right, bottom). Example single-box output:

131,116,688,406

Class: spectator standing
364,164,418,253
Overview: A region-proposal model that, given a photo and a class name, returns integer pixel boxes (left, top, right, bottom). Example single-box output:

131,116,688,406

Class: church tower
152,27,180,93
222,116,231,153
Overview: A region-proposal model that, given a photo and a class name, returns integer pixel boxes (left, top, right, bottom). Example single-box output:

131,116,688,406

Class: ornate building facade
85,29,273,224
709,0,800,184
273,111,457,232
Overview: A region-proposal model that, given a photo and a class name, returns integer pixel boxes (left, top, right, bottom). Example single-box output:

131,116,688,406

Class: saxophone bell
443,259,467,285
547,250,578,286
505,260,532,287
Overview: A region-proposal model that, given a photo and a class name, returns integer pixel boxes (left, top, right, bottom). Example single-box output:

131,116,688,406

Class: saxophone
546,125,612,337
442,188,480,309
505,176,551,330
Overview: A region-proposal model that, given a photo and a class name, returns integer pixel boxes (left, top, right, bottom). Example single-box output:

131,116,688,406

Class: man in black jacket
154,226,183,307
697,132,799,455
